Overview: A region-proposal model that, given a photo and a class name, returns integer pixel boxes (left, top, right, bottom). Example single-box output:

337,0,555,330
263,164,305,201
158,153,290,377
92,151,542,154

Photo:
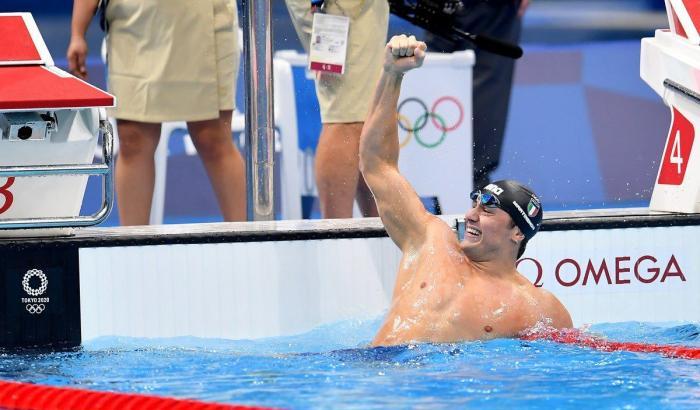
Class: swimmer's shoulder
536,287,573,329
424,214,460,241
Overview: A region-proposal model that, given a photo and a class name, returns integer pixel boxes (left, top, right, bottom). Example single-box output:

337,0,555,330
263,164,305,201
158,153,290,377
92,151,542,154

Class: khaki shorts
285,0,389,123
106,0,239,123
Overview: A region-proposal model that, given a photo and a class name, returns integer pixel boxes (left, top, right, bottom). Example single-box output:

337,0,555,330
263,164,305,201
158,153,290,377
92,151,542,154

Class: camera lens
17,126,32,140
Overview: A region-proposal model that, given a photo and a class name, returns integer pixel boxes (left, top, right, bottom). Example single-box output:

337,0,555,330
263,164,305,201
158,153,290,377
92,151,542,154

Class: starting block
641,0,700,213
0,13,115,236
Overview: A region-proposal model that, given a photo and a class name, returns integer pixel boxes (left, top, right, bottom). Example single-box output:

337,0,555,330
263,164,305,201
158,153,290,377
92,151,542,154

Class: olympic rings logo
26,304,45,314
22,269,48,296
397,96,464,149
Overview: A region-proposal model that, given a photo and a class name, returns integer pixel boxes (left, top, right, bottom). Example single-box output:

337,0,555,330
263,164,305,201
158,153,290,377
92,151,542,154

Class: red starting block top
0,66,115,110
0,14,50,65
0,13,114,110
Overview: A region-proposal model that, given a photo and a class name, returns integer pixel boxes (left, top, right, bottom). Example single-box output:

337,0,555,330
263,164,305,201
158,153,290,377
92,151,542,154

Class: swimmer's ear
511,226,525,244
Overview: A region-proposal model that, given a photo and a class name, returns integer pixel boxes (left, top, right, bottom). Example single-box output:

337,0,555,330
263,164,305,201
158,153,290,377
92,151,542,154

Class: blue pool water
0,319,698,409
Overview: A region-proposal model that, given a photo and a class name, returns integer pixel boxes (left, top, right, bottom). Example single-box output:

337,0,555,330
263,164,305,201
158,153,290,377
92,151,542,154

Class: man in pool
361,35,572,346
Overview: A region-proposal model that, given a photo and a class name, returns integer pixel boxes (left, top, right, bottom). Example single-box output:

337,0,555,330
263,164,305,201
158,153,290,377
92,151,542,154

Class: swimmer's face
461,194,522,260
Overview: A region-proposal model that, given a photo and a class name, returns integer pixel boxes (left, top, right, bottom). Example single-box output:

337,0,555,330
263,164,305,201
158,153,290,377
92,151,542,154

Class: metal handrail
0,164,109,177
0,119,114,230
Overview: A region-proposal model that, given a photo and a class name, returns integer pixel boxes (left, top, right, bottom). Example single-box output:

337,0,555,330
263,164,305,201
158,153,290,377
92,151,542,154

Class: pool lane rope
521,328,700,360
0,380,276,410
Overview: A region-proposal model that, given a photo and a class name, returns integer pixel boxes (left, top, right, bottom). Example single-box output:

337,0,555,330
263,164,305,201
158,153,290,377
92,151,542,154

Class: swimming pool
2,319,698,409
2,213,699,408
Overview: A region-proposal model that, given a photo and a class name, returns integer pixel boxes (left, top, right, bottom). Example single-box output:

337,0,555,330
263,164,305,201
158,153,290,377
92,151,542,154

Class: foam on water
0,319,698,409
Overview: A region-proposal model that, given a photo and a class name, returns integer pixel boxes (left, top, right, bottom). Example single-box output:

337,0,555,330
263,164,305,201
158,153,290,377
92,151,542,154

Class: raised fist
384,34,427,75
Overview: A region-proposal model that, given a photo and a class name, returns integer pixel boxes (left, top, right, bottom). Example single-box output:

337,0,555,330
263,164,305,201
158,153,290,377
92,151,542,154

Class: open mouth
466,225,482,238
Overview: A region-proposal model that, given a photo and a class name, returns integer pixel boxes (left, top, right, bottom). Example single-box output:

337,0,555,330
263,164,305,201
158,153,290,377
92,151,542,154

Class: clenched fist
383,34,427,75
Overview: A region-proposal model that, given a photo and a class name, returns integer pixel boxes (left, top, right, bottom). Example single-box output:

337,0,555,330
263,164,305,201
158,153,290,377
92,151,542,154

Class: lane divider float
521,328,700,360
0,380,277,410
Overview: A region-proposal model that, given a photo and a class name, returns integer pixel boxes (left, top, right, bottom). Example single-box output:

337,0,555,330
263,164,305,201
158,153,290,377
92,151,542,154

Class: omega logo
517,255,686,288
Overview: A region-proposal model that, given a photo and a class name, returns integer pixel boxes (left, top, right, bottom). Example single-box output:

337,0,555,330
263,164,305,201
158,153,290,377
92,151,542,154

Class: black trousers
425,0,522,188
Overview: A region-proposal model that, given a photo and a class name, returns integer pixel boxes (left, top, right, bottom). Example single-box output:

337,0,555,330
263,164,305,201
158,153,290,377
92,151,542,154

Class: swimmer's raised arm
360,35,432,252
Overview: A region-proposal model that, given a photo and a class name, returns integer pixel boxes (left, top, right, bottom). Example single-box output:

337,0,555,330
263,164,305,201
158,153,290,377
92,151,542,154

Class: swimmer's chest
398,262,535,339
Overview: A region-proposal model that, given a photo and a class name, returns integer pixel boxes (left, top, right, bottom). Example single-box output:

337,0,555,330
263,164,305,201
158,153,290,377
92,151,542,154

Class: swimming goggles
469,190,501,209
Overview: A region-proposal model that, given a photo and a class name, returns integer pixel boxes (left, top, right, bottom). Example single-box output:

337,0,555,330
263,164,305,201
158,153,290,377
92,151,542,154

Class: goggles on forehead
469,190,501,209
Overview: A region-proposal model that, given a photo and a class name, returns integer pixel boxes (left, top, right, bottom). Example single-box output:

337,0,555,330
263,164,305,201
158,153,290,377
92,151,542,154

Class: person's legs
115,119,161,226
315,122,376,218
307,0,388,219
187,110,246,222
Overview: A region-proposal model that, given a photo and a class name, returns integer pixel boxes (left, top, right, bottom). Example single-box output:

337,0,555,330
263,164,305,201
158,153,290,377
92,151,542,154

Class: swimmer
360,35,572,346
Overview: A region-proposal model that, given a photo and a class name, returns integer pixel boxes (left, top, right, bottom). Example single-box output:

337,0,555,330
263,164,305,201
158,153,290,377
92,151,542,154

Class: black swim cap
479,180,543,240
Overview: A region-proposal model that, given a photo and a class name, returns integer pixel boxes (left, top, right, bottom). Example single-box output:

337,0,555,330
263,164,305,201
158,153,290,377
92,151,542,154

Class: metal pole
242,0,275,221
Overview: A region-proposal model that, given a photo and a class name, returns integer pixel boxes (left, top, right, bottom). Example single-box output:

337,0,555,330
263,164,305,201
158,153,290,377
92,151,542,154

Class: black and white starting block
0,13,116,236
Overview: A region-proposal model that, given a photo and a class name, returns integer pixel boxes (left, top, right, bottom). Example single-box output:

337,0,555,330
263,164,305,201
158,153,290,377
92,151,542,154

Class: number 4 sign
658,107,695,185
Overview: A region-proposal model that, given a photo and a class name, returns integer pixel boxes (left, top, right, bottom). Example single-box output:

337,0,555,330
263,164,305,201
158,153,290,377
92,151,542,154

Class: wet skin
372,208,572,346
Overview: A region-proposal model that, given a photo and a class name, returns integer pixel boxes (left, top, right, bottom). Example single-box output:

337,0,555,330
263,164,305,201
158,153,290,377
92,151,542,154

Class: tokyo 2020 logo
23,269,48,296
21,269,49,315
397,96,464,149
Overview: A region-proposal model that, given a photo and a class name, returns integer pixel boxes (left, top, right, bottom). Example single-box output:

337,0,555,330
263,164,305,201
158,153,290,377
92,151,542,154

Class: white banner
396,51,474,214
522,226,699,325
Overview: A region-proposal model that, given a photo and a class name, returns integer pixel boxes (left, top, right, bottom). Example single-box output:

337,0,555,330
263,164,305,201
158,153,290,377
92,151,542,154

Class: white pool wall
78,220,700,342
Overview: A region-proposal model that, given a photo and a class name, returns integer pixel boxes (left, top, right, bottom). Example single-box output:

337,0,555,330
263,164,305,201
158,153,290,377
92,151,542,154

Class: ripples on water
0,320,698,409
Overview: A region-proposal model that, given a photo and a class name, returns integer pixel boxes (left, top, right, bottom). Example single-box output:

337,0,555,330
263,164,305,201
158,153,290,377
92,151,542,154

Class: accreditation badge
308,12,350,75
